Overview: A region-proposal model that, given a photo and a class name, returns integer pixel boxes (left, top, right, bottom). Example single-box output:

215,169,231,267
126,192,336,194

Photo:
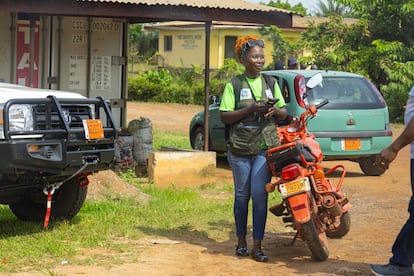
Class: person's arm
378,117,414,168
392,117,414,151
219,81,270,125
220,103,270,125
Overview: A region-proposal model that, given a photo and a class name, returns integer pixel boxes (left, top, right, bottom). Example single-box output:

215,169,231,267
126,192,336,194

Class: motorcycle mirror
306,73,323,89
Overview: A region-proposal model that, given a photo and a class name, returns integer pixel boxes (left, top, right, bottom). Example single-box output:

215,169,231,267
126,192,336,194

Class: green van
189,70,392,176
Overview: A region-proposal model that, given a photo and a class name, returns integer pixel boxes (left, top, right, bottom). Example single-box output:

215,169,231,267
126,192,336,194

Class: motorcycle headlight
9,104,34,131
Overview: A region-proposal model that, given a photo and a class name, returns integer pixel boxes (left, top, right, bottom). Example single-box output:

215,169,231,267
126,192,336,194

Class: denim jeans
227,150,271,241
390,159,414,267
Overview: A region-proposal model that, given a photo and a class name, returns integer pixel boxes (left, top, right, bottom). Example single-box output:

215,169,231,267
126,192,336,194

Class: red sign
16,15,40,88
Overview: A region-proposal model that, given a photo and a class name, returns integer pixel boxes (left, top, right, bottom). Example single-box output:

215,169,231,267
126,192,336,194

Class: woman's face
241,45,265,76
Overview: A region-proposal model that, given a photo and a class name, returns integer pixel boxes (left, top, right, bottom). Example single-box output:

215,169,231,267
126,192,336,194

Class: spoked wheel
302,219,329,261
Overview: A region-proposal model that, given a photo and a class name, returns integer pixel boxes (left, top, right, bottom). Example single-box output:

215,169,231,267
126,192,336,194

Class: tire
9,178,88,222
191,127,205,151
301,219,329,261
359,156,386,176
326,211,351,238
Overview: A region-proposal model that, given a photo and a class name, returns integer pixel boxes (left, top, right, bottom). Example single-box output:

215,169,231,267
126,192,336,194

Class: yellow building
144,16,358,69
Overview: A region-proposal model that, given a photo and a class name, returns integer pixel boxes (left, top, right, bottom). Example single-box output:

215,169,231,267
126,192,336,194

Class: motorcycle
265,73,352,261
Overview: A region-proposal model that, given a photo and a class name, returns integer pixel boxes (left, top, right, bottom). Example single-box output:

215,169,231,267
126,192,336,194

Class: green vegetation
128,58,244,105
0,179,232,273
153,129,191,150
0,173,282,273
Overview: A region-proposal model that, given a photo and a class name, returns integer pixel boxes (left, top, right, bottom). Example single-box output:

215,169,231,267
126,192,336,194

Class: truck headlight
9,104,34,131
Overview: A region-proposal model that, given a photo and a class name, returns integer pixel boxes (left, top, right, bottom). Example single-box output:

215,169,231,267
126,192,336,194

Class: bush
127,59,241,104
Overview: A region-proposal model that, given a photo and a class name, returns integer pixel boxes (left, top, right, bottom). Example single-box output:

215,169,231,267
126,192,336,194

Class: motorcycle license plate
341,138,361,150
279,178,310,198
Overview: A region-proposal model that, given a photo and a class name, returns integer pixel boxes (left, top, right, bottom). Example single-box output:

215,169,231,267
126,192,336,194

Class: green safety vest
227,74,278,156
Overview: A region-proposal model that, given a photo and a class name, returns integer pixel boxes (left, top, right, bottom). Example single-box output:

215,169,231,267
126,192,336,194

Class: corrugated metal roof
145,16,359,30
293,16,359,28
82,0,293,13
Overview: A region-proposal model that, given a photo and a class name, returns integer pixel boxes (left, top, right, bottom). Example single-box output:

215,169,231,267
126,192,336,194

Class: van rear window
305,77,385,109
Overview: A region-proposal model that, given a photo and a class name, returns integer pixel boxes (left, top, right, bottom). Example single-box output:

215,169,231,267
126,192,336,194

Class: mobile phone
266,99,278,106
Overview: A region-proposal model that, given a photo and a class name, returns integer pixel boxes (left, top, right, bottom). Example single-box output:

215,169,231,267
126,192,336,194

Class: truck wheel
359,156,386,176
9,178,88,222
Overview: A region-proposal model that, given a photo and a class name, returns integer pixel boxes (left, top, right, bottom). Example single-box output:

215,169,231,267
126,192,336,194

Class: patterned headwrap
234,35,265,62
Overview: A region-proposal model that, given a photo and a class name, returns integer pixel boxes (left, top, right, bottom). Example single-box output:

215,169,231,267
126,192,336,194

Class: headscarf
234,35,264,62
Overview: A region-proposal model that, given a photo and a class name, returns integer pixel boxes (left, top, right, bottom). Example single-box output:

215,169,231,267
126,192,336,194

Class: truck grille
34,105,92,130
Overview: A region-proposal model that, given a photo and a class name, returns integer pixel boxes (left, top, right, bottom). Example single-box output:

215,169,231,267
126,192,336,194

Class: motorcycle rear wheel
302,219,329,261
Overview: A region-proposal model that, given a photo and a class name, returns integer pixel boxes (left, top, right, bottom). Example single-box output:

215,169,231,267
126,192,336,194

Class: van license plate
279,178,310,198
83,119,104,140
342,138,361,150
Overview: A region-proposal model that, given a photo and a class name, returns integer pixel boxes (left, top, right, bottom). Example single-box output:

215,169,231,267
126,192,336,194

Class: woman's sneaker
370,263,414,276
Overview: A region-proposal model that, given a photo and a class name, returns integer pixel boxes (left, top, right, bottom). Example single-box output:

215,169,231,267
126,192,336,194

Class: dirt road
17,102,411,275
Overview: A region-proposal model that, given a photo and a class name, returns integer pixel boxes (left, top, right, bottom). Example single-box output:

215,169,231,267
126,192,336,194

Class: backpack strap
262,74,275,95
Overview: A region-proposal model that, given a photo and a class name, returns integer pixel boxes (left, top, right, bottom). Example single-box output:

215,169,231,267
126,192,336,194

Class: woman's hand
264,106,279,119
249,101,271,114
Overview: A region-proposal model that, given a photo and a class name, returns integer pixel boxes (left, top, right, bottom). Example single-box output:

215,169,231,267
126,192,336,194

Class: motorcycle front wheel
302,219,329,261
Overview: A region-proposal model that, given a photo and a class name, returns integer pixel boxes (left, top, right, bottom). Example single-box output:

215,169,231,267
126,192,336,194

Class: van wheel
191,127,205,151
9,178,88,222
358,156,386,176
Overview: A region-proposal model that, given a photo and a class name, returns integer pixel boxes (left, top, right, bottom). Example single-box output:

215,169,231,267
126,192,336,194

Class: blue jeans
227,150,271,241
390,159,414,266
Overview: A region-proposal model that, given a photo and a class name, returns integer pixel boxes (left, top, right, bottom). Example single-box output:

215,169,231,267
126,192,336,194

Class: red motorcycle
265,73,351,261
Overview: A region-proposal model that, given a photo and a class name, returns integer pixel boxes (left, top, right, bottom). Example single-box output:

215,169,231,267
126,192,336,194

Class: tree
261,1,306,67
267,0,307,15
129,24,158,59
337,0,414,46
314,0,354,17
299,0,414,122
299,15,372,73
259,25,294,69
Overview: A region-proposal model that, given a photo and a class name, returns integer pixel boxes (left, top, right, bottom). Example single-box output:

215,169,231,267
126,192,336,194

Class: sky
247,0,323,14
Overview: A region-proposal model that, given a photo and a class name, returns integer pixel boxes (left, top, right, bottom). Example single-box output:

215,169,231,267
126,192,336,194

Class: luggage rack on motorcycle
266,141,316,174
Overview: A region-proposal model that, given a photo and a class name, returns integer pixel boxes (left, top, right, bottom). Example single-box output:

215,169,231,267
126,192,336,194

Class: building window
224,36,237,59
164,35,172,52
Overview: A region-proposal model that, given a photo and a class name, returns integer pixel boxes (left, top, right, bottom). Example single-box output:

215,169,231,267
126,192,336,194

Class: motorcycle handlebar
315,99,329,109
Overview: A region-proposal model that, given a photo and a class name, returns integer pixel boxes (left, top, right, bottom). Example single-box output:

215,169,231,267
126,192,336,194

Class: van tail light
281,164,300,181
385,123,393,136
294,75,306,108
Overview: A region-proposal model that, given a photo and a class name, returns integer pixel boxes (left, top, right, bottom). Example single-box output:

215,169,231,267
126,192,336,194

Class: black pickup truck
0,83,117,222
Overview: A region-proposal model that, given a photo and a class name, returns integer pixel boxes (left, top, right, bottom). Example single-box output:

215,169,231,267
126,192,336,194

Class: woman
219,36,287,262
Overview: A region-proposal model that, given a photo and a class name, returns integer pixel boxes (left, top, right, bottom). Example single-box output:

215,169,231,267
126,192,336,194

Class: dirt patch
87,170,149,203
13,102,411,275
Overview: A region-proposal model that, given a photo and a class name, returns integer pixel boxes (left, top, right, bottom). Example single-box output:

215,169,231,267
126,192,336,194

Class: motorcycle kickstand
284,231,299,246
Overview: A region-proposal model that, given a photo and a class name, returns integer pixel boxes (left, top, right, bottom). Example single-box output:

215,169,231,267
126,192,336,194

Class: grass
0,178,241,273
0,131,239,273
152,129,191,150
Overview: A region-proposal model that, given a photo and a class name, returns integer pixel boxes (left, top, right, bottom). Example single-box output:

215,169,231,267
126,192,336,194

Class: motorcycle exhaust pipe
321,193,342,217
